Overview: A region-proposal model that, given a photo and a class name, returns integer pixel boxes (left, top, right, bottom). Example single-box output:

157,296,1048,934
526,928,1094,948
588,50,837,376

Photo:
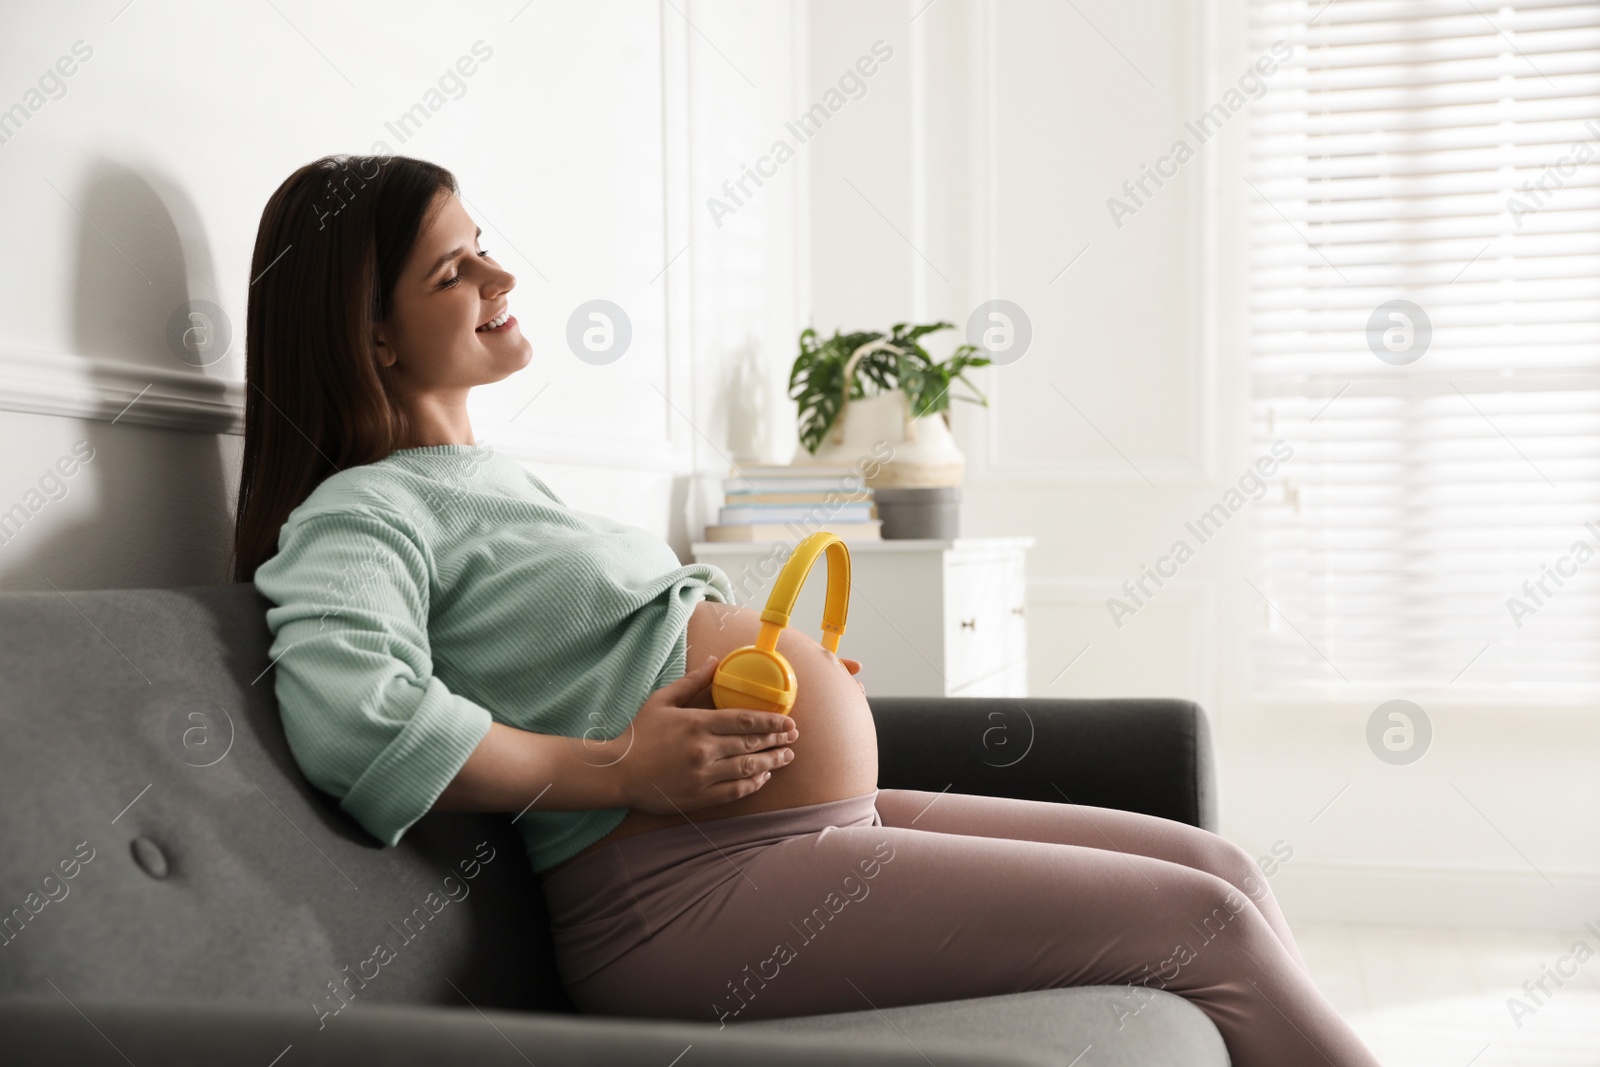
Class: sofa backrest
0,582,573,1018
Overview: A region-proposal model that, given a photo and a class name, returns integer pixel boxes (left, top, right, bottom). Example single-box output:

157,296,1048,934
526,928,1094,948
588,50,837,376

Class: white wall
1,0,1591,931
0,0,807,588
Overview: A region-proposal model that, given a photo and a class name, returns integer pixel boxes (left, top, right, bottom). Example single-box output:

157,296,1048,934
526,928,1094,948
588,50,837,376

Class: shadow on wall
2,157,238,591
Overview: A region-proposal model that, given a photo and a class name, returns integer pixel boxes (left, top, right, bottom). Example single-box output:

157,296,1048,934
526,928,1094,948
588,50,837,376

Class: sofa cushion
0,583,571,1015
0,996,1065,1067
741,986,1231,1066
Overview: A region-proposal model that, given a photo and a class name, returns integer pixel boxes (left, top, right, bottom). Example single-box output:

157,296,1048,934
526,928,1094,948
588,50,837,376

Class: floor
1296,923,1600,1067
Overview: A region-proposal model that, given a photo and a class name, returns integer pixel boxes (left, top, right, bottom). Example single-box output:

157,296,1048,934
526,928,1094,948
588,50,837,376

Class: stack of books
704,464,883,542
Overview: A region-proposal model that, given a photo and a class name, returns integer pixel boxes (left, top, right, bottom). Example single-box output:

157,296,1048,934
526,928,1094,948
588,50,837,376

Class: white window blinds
1247,0,1600,701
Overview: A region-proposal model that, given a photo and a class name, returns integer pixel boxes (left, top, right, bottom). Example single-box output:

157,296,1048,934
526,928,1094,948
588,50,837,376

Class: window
1247,0,1600,701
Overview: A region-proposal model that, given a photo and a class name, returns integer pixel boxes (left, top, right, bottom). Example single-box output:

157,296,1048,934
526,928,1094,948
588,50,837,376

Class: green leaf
790,320,992,451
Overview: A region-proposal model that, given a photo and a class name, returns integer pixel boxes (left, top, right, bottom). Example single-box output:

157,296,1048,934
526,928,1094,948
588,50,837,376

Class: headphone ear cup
712,646,798,715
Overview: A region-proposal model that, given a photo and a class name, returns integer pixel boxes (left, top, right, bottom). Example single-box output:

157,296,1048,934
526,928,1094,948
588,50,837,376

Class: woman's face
372,190,530,392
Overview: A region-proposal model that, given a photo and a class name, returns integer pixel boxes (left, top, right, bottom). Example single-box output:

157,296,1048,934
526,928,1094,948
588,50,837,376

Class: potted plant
788,321,991,537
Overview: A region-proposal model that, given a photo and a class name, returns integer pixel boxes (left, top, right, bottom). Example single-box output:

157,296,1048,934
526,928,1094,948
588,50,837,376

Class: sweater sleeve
252,506,495,847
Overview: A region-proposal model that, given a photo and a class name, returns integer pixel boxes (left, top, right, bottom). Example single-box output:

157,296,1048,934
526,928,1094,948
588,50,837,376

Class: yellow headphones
711,531,852,716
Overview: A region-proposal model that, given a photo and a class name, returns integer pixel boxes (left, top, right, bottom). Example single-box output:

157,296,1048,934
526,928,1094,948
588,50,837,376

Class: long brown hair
231,154,458,583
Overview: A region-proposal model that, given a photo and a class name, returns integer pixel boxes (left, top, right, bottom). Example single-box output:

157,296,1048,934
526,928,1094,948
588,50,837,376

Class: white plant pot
791,339,967,489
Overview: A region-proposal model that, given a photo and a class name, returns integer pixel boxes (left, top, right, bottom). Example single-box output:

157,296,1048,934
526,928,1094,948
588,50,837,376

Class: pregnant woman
238,154,1383,1067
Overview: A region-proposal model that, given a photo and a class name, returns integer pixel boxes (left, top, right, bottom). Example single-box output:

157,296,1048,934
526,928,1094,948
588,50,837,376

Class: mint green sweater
252,442,734,872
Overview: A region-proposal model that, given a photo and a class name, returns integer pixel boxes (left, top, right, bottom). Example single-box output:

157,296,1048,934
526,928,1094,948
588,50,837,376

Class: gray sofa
0,583,1229,1065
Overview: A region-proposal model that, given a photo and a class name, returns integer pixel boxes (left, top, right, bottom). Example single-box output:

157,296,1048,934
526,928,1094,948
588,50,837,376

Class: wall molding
0,343,695,472
1269,860,1600,931
481,418,686,472
963,0,1217,485
659,0,695,469
0,345,242,434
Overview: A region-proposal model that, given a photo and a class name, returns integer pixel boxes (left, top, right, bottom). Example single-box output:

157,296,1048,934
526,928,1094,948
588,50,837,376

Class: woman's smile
476,307,516,334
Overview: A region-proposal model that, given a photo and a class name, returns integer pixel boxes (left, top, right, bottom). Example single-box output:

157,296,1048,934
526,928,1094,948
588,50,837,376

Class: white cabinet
689,537,1033,698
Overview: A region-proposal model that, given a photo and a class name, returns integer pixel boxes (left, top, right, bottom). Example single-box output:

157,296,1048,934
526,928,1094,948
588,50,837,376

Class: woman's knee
1167,827,1271,903
1151,868,1281,979
1215,835,1270,898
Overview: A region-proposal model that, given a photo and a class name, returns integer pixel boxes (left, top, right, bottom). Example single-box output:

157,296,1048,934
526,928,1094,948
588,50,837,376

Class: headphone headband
756,531,851,654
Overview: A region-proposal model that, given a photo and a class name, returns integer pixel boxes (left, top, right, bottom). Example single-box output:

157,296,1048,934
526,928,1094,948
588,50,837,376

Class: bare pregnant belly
541,598,879,877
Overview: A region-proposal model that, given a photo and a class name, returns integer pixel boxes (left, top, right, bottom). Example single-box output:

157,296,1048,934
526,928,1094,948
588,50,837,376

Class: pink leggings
539,788,1383,1067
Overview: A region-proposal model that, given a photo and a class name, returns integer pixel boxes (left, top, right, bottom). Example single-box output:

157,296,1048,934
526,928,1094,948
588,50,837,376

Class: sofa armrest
0,998,1059,1067
868,696,1217,831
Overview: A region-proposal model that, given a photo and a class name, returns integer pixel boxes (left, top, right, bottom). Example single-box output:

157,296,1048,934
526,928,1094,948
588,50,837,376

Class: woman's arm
431,655,799,816
431,722,623,813
255,507,504,848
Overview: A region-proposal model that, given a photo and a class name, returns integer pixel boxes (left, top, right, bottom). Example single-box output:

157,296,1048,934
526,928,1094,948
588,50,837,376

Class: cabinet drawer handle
960,618,976,630
1011,606,1025,616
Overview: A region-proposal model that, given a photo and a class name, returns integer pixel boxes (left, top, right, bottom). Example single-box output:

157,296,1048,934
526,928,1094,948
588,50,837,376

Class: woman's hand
839,655,865,693
607,655,799,814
